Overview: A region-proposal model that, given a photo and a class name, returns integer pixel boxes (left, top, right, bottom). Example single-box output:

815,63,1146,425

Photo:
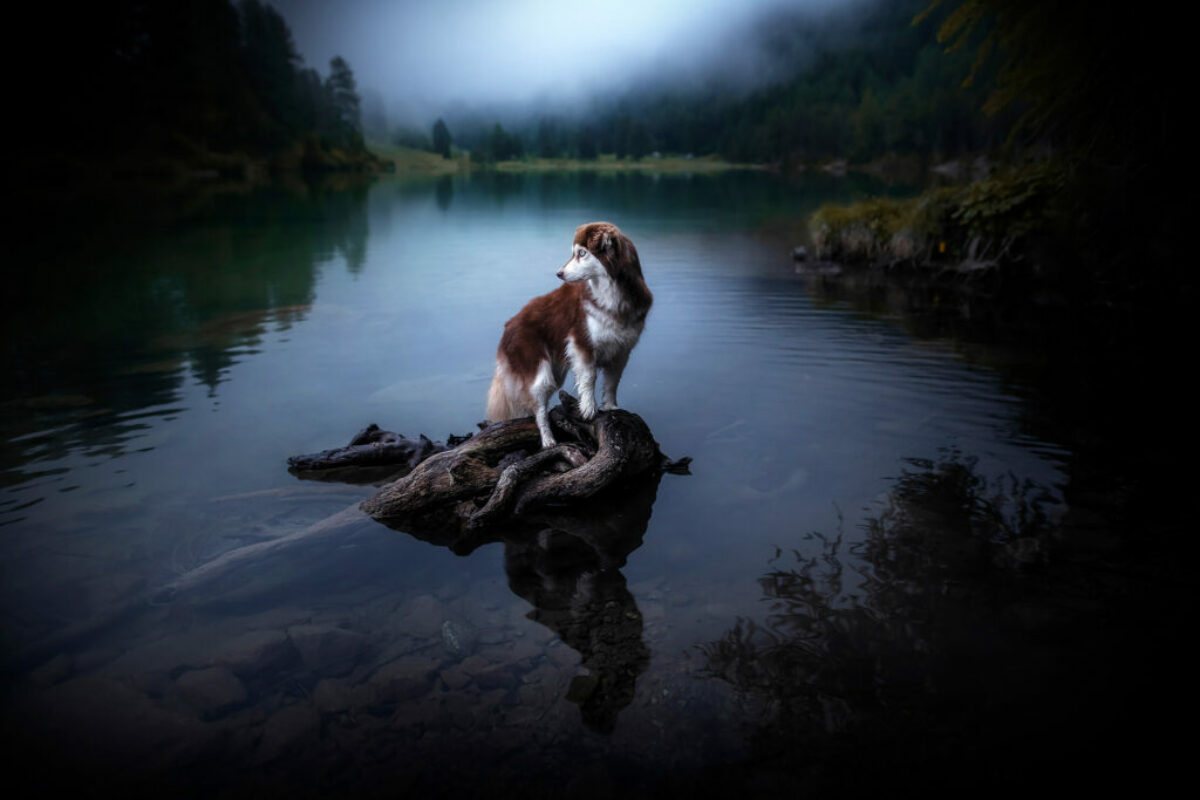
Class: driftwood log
289,392,689,532
286,424,447,471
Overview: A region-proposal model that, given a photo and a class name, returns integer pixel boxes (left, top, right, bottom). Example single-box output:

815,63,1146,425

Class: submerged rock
175,666,247,718
255,703,319,764
287,624,366,677
311,678,362,713
400,594,444,639
440,620,479,658
367,655,440,704
216,630,298,678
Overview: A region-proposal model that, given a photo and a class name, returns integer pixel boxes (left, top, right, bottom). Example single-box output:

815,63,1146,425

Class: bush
810,160,1066,268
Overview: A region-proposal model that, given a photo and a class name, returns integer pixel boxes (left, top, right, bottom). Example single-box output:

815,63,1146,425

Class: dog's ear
599,225,630,262
600,230,615,254
577,222,628,263
615,231,642,275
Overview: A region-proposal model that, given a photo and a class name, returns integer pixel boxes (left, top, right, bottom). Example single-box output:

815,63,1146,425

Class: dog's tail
486,361,518,422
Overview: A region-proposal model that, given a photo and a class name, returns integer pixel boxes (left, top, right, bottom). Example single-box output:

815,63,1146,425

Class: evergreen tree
239,0,303,142
27,0,381,173
432,118,452,158
294,67,328,138
485,123,523,161
577,127,598,160
627,122,652,161
325,56,362,149
536,118,558,158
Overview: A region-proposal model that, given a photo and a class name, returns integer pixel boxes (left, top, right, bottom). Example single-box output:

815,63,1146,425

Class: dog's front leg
567,338,598,420
574,359,598,420
600,352,629,411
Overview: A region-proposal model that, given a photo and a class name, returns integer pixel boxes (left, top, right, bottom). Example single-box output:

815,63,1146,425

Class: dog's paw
579,400,598,420
600,400,619,412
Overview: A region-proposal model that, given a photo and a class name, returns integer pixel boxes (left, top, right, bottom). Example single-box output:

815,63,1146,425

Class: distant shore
370,144,764,175
22,143,392,189
27,141,965,187
368,147,983,184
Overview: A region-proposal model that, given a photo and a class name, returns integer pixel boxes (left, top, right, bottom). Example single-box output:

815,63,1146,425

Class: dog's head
557,221,643,285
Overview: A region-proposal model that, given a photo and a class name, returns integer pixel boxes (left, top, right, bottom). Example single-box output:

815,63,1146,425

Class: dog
487,221,653,448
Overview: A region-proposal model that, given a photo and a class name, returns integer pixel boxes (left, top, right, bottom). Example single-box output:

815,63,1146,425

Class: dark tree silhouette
325,56,363,149
23,0,380,176
536,117,559,158
577,127,598,160
432,118,452,158
239,0,303,143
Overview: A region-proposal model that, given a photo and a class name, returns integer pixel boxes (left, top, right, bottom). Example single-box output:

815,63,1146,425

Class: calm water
1,171,1182,795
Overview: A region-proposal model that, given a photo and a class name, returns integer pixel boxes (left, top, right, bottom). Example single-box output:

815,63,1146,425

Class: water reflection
374,472,661,733
700,451,1157,792
422,168,904,224
434,174,453,211
2,178,371,482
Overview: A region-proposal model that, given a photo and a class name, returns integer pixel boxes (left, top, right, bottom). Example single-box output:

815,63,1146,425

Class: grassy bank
808,160,1068,273
366,143,469,175
487,153,760,173
368,146,759,175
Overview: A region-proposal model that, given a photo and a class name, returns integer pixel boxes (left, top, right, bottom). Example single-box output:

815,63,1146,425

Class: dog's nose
556,269,565,280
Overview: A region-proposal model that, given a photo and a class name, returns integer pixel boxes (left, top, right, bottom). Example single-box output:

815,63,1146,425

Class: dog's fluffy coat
487,222,653,447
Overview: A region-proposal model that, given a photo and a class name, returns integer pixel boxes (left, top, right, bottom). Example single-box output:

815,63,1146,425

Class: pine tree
577,127,598,160
432,118,452,158
326,56,362,150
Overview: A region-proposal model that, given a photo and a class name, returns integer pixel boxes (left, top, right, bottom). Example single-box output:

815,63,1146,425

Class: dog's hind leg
600,352,630,411
531,359,559,448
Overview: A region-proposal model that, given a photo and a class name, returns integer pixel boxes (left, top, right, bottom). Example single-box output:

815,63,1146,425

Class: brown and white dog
487,221,653,447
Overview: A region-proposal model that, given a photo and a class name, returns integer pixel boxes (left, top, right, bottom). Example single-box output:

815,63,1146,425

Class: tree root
356,393,687,530
286,392,689,532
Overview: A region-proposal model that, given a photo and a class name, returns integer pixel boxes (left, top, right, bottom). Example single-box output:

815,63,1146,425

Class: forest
24,0,380,180
30,1,1181,180
447,0,1001,165
22,0,1185,292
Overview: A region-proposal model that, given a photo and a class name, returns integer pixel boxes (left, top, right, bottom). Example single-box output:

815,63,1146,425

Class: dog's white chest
585,306,642,364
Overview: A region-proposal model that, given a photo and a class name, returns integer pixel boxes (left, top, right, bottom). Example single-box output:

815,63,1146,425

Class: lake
1,170,1183,796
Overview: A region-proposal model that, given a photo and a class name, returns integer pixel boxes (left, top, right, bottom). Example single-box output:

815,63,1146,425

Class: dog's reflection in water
381,474,660,733
505,524,650,733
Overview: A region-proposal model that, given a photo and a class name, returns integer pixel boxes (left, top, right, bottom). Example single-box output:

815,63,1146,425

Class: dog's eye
577,249,586,259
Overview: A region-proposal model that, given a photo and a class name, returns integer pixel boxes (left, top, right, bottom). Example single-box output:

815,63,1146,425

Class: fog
273,0,863,125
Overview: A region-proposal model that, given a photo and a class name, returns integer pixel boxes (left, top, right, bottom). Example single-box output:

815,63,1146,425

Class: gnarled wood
347,393,686,529
287,424,445,473
468,442,590,528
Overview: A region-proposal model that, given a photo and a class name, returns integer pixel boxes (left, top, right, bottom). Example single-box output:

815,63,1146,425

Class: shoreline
370,145,765,176
24,140,978,187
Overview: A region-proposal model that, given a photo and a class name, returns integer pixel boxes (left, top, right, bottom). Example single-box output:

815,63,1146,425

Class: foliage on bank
810,160,1067,271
